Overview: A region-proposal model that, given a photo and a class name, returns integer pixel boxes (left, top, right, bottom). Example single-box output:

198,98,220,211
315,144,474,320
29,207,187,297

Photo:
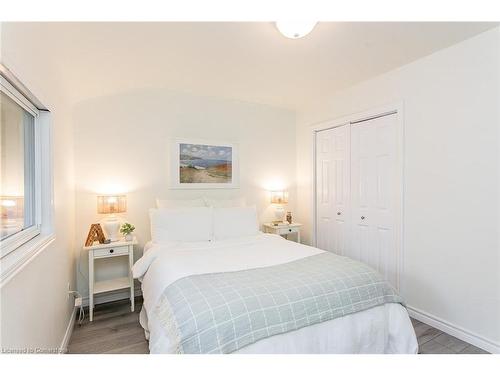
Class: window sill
1,226,41,258
0,233,55,286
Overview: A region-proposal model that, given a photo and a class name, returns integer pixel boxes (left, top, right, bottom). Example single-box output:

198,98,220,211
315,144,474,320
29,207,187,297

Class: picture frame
169,138,239,189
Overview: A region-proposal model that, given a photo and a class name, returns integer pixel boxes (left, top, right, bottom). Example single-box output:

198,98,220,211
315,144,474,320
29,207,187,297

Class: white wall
73,89,296,298
0,24,76,351
296,27,500,350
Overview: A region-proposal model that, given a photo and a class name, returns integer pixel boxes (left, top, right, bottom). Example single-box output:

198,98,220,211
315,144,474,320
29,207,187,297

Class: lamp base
274,205,285,223
102,217,120,242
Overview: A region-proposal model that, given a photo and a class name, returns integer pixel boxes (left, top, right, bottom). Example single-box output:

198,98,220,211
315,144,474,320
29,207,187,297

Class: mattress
133,233,417,354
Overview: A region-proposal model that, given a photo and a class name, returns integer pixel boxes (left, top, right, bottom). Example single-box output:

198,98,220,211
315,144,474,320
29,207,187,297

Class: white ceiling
4,22,498,111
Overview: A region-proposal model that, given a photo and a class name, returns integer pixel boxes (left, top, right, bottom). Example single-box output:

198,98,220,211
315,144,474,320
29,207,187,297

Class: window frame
0,76,43,258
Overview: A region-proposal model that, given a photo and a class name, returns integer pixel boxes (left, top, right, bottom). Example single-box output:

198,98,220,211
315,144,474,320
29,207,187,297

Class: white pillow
150,207,212,243
205,197,246,208
213,206,259,240
156,198,206,208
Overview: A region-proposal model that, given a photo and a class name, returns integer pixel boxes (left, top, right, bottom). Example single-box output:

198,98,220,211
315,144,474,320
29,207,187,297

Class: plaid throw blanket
154,252,403,354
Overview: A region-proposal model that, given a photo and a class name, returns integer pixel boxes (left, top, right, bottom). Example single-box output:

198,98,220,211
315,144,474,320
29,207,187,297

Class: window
0,75,42,258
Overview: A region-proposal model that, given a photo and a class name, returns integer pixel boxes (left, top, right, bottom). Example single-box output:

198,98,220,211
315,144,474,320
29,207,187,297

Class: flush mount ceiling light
276,21,317,39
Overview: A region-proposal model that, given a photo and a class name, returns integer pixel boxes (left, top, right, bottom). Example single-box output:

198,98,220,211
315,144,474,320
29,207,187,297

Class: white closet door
315,124,350,255
349,114,400,289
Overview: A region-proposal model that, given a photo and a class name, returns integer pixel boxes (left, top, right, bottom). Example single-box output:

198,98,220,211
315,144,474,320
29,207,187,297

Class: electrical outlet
74,297,82,307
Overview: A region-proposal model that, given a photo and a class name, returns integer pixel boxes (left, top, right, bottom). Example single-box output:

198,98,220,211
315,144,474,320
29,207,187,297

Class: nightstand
84,238,137,322
263,223,302,243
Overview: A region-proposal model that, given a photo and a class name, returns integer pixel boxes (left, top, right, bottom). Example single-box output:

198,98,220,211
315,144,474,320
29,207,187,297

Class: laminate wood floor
67,298,489,354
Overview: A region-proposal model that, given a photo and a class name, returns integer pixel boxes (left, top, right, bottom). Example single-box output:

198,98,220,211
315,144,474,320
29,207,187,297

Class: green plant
120,222,135,235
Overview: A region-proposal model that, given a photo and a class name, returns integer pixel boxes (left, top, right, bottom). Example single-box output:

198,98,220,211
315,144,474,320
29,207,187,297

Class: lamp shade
97,195,127,214
270,191,289,204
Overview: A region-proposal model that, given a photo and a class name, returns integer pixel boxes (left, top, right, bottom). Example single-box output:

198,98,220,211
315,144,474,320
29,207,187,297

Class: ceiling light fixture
276,21,317,39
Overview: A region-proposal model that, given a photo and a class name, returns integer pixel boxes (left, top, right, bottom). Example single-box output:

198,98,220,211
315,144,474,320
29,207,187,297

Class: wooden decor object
85,223,106,246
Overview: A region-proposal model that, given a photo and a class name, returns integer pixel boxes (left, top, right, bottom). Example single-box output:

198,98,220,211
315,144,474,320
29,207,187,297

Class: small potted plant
120,222,135,241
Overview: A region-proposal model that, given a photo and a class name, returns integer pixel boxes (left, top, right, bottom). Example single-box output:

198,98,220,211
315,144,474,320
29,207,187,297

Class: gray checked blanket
154,252,403,354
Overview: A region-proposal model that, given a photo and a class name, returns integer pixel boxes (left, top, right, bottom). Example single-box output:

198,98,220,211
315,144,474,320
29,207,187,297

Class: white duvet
133,233,418,354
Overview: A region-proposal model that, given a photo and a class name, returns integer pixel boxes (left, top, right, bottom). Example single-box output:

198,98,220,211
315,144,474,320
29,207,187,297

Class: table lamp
97,195,126,241
1,195,23,220
270,191,288,224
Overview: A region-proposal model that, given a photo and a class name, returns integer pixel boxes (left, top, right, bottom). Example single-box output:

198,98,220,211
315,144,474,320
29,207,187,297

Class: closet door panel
372,116,399,288
350,114,400,289
315,131,334,252
350,123,373,262
315,124,350,255
332,125,350,255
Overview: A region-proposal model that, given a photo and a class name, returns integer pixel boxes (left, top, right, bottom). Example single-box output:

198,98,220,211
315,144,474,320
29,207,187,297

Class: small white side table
263,222,302,243
84,238,137,322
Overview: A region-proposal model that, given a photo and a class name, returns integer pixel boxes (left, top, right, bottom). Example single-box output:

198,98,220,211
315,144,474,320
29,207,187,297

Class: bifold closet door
315,124,350,255
349,114,400,289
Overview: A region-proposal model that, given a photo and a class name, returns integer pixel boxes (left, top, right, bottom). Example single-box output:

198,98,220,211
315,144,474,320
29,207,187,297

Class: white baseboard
407,305,500,354
82,287,142,307
59,307,77,354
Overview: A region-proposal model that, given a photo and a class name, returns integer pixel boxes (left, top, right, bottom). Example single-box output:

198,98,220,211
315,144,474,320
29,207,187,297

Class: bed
132,205,417,354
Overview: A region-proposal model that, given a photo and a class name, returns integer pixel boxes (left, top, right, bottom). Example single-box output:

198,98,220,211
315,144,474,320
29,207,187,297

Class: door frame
310,101,405,291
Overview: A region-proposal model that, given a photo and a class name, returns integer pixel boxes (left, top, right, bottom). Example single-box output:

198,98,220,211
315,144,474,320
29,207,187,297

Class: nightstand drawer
263,223,302,243
276,227,299,235
93,245,129,258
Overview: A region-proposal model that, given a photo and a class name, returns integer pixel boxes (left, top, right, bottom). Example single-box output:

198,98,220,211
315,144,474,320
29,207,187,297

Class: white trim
0,64,47,110
0,76,39,116
0,234,55,286
309,101,405,292
309,102,403,133
59,307,77,354
0,226,41,258
0,75,54,269
407,305,499,354
169,138,240,189
0,77,42,257
310,130,316,247
39,111,55,235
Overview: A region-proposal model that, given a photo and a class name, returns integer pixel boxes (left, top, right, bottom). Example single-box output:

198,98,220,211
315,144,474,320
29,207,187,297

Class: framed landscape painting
170,139,239,189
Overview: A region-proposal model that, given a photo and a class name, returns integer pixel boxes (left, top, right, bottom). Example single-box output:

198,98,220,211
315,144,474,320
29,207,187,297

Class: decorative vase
125,234,133,241
286,212,292,224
